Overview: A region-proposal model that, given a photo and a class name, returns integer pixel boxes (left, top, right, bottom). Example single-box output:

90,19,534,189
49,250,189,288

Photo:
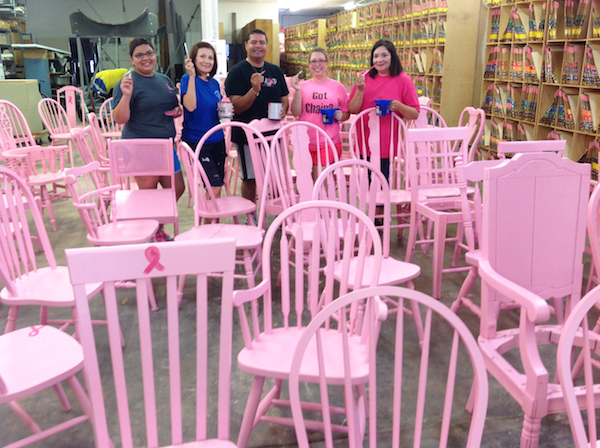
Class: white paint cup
268,102,282,120
218,101,233,119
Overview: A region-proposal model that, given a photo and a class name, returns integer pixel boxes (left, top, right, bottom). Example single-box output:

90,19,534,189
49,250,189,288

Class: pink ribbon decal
29,325,42,337
144,246,165,274
67,97,73,104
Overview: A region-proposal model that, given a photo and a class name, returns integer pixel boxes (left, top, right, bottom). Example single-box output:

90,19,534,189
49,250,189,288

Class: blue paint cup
321,108,339,125
374,99,393,116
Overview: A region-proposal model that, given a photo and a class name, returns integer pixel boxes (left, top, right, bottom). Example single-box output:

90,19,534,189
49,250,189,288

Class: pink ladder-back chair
290,286,489,448
234,200,384,447
474,152,589,448
108,137,179,236
68,239,237,448
57,85,87,128
557,284,600,448
0,165,103,335
0,322,93,447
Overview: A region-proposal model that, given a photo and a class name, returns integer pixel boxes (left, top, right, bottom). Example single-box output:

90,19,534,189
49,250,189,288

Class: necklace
247,59,265,75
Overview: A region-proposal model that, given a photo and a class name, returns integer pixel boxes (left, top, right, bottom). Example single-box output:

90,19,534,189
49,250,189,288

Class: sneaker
153,228,174,242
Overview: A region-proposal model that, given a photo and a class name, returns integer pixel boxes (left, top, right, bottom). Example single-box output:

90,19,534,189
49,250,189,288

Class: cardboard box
0,33,8,45
0,79,43,132
0,20,10,30
22,48,47,59
11,31,19,44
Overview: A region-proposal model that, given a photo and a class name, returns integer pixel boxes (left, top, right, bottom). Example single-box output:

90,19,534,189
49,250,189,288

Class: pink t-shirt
350,72,420,158
299,78,349,146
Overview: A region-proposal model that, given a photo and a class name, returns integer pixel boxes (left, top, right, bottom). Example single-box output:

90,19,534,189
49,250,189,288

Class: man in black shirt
225,29,289,203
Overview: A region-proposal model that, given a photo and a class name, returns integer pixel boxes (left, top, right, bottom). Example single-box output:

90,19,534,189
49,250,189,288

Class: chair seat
237,326,369,384
115,189,177,225
89,219,160,246
101,131,121,139
203,196,256,219
175,224,264,250
0,266,102,306
419,187,460,199
380,189,411,205
334,256,421,288
26,171,66,187
0,325,83,401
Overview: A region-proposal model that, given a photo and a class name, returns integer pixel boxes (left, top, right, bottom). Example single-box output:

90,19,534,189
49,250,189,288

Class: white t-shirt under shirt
298,78,349,147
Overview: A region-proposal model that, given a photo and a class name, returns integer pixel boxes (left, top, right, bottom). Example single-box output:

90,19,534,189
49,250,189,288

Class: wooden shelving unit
283,19,327,78
480,0,600,161
283,0,483,126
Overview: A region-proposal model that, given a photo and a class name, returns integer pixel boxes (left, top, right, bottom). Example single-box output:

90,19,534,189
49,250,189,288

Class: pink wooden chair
70,125,111,191
418,96,433,107
57,85,86,128
98,97,123,139
586,183,600,297
497,139,566,159
291,285,489,448
175,141,264,303
67,239,238,448
107,137,179,236
85,112,111,168
0,323,93,446
313,159,423,340
264,121,339,217
348,107,412,238
0,100,69,231
457,106,485,162
404,126,471,299
408,105,447,129
247,117,282,203
0,165,103,334
474,152,589,448
557,284,600,448
235,200,384,447
37,97,77,167
64,161,160,311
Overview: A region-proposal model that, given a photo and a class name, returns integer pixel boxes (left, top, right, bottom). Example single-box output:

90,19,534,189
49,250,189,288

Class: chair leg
51,382,72,411
237,376,266,448
521,414,542,448
4,305,18,333
146,278,158,311
450,267,479,315
40,185,57,232
177,274,186,308
8,400,42,434
432,217,448,299
405,210,419,263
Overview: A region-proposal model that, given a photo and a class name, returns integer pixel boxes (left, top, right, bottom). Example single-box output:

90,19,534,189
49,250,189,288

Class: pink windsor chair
348,107,413,238
57,85,86,128
557,284,600,448
85,112,111,168
234,200,384,447
67,238,238,448
98,97,123,140
247,117,282,205
290,285,489,448
0,100,69,231
474,152,589,448
0,165,103,335
64,161,160,310
404,126,471,299
175,140,265,304
408,105,448,129
313,159,423,340
457,106,485,162
0,322,93,447
107,137,179,236
264,121,339,217
37,97,77,167
70,125,111,191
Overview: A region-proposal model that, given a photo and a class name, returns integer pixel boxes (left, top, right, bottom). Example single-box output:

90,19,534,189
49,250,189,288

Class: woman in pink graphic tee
290,47,350,174
349,39,420,179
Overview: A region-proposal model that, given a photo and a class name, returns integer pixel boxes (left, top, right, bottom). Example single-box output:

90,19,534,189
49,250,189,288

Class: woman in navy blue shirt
181,41,226,197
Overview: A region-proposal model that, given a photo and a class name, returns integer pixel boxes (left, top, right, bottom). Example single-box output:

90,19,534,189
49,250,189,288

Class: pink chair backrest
57,85,86,127
67,239,237,448
0,100,37,150
86,112,110,165
418,96,433,107
70,126,96,166
457,107,485,162
481,152,589,332
38,98,72,136
313,158,392,256
496,139,566,159
0,166,56,286
107,138,174,188
98,97,123,138
409,105,447,129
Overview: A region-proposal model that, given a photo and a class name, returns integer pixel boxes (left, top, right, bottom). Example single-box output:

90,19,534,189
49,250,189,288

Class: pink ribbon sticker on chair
29,325,42,337
144,246,165,274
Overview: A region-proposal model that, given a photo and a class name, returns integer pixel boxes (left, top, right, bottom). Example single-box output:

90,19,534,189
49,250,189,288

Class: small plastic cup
218,101,233,119
374,99,393,116
321,108,339,125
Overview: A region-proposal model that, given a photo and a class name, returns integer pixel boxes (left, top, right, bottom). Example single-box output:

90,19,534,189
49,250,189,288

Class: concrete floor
0,178,588,447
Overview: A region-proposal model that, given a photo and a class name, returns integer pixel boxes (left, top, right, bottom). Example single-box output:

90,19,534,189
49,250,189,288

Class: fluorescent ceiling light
343,1,355,9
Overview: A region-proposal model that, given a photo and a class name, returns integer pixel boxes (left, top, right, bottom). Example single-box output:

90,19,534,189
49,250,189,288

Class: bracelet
251,88,259,97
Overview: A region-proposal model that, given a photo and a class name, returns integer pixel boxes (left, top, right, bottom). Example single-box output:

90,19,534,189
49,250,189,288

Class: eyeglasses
310,59,327,64
133,51,156,60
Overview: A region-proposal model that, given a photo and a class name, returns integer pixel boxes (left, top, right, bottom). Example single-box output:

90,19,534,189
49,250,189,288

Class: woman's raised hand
185,58,195,76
